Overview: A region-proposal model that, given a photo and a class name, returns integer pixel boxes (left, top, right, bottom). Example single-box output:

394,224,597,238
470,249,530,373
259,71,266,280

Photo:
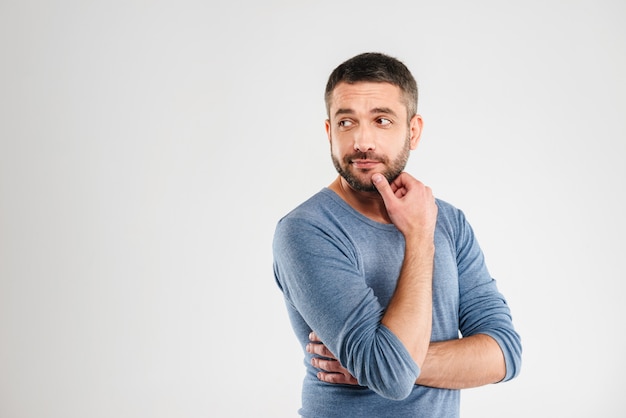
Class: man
272,52,521,417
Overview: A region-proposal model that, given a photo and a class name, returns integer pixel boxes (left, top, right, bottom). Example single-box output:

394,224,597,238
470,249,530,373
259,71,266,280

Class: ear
325,119,332,143
409,114,423,150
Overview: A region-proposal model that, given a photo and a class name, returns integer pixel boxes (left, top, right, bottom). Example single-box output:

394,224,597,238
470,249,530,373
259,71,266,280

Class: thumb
372,173,394,201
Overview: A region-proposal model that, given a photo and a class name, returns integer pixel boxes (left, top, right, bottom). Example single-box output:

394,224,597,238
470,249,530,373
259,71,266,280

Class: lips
351,159,381,169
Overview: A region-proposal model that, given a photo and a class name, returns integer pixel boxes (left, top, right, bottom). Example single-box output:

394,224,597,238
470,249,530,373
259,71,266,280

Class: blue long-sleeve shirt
273,188,522,417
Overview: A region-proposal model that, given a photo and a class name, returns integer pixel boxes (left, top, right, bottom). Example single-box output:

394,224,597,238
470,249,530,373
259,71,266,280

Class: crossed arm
307,331,506,389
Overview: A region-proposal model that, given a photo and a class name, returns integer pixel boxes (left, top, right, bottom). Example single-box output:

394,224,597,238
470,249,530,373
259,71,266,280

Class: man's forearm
381,237,433,369
416,334,506,389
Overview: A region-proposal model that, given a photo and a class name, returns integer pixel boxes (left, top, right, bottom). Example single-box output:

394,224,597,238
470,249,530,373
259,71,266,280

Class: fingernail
306,343,311,352
372,174,383,183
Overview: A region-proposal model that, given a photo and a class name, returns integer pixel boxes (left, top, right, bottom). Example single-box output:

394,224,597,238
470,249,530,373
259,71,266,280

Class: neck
328,176,391,224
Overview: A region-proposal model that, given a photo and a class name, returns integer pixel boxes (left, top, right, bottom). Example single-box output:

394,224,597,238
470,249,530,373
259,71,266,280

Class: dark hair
324,52,418,119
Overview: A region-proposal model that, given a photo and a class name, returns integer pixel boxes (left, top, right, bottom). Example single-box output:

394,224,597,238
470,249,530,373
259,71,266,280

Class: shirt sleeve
273,215,420,400
454,209,523,382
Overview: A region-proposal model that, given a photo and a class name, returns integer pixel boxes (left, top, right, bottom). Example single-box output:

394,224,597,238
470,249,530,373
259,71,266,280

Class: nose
353,126,375,152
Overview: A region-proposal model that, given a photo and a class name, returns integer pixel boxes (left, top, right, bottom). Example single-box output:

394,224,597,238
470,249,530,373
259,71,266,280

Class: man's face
325,82,422,192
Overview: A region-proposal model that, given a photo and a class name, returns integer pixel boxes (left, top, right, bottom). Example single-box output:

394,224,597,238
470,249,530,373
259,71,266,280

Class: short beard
331,136,411,192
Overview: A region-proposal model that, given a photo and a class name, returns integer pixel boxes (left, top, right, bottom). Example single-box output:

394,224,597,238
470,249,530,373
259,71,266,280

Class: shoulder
274,189,345,244
435,197,467,227
273,190,362,281
434,198,479,252
276,189,339,228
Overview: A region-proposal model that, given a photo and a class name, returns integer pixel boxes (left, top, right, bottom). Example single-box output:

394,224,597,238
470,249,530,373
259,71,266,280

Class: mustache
344,151,387,163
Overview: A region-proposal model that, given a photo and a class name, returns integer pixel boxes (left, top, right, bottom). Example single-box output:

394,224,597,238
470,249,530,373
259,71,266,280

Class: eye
377,117,392,126
338,119,354,128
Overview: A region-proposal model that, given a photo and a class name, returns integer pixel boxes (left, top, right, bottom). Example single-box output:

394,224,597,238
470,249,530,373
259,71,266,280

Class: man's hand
307,332,358,385
372,172,437,240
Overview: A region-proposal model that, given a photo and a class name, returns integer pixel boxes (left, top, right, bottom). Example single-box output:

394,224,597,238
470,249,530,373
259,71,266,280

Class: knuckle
326,374,339,383
310,343,322,355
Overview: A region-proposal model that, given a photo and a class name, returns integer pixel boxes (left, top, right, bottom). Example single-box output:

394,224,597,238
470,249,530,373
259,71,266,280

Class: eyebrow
333,107,399,118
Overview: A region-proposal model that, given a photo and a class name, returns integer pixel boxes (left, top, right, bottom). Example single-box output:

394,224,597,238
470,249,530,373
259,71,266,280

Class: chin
344,175,378,192
351,183,377,193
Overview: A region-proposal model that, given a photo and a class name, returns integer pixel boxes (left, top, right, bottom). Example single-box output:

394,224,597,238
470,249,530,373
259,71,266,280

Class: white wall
1,1,624,417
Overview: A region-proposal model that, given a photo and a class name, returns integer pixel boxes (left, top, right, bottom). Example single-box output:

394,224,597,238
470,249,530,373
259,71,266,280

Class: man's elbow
340,325,422,399
353,359,420,400
491,329,522,383
346,351,419,399
367,371,418,400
